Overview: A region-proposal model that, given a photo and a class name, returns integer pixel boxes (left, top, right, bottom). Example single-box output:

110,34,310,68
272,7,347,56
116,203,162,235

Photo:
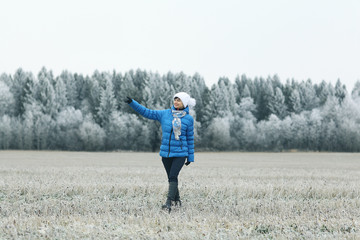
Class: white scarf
172,110,187,140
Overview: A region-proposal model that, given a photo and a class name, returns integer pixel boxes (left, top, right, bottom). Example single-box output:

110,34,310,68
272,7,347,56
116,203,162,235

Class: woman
125,92,195,212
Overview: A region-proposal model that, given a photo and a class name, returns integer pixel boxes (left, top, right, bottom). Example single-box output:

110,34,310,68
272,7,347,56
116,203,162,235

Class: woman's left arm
186,117,195,162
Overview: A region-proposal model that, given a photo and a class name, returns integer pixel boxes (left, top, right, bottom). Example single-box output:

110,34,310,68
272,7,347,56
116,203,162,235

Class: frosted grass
0,151,359,239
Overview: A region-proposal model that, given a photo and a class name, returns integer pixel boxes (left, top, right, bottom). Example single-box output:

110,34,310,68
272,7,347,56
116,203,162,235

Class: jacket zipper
167,128,173,157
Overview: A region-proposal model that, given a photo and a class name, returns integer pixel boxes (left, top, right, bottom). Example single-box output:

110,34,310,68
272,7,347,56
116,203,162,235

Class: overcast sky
1,0,359,90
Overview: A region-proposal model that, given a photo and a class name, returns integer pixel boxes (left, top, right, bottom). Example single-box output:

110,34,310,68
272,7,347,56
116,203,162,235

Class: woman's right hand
124,97,132,104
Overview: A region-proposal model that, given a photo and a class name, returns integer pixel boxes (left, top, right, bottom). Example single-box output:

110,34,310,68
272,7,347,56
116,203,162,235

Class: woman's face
174,97,184,109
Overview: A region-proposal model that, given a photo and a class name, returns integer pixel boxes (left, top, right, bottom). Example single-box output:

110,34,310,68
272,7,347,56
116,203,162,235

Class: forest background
1,68,360,152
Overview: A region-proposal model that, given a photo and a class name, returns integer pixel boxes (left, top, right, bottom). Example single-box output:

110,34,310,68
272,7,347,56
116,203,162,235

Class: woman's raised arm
125,97,164,121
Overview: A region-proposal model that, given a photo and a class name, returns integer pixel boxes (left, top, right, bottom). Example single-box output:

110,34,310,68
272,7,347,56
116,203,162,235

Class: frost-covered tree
299,79,319,111
0,115,12,149
106,112,151,151
145,72,172,109
231,97,257,149
257,114,282,151
316,80,333,106
78,115,105,151
118,72,139,113
34,114,55,149
336,96,360,151
282,80,293,112
168,71,192,94
54,77,68,113
236,97,257,120
335,79,346,104
280,116,293,149
320,119,337,151
189,73,208,124
204,117,232,150
0,81,14,116
60,71,78,108
22,109,35,149
81,75,101,119
289,89,302,114
256,79,273,120
97,76,116,127
289,113,308,149
351,80,360,100
10,68,30,116
21,75,36,113
36,68,56,117
242,84,251,98
9,117,23,149
305,109,322,150
207,77,238,118
268,87,287,119
74,73,86,109
1,67,360,152
55,107,83,150
112,71,123,110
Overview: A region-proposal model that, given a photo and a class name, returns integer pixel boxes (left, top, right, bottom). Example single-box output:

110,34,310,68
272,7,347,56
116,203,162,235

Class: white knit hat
174,92,196,108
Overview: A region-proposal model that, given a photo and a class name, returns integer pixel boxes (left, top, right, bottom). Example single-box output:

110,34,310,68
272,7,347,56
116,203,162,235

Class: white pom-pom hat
174,92,196,108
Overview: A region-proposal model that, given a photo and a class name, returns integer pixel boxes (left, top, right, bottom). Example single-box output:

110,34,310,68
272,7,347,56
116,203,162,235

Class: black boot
162,182,177,213
174,186,182,207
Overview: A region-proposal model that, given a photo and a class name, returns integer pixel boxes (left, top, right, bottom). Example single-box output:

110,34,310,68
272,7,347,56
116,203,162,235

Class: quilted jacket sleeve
186,116,195,162
129,100,164,121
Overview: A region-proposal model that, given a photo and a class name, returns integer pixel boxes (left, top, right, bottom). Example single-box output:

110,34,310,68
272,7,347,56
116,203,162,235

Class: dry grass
0,151,360,239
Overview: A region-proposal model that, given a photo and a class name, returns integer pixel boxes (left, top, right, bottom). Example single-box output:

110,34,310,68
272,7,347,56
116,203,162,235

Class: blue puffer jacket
129,100,195,162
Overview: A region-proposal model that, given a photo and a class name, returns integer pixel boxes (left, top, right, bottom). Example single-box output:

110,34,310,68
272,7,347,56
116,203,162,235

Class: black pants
162,157,186,182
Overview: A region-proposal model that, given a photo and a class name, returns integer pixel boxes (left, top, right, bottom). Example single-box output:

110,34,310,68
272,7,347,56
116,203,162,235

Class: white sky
1,0,359,90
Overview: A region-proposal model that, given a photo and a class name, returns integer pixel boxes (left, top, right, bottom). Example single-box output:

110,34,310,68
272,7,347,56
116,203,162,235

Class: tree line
1,68,360,152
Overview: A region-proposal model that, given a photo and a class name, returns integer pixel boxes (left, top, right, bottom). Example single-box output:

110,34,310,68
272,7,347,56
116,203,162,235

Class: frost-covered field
0,151,359,239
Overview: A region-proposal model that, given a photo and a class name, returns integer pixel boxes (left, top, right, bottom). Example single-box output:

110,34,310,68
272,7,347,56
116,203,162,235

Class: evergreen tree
118,72,140,113
207,77,238,118
0,81,14,116
60,71,78,108
289,89,302,114
268,87,287,119
20,75,36,115
74,73,86,109
242,84,251,98
256,79,273,120
188,73,208,124
97,76,116,127
36,68,56,117
10,68,29,116
84,75,101,121
352,80,360,99
299,79,319,111
335,79,347,104
316,80,331,106
54,77,68,113
112,71,123,110
2,67,360,152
